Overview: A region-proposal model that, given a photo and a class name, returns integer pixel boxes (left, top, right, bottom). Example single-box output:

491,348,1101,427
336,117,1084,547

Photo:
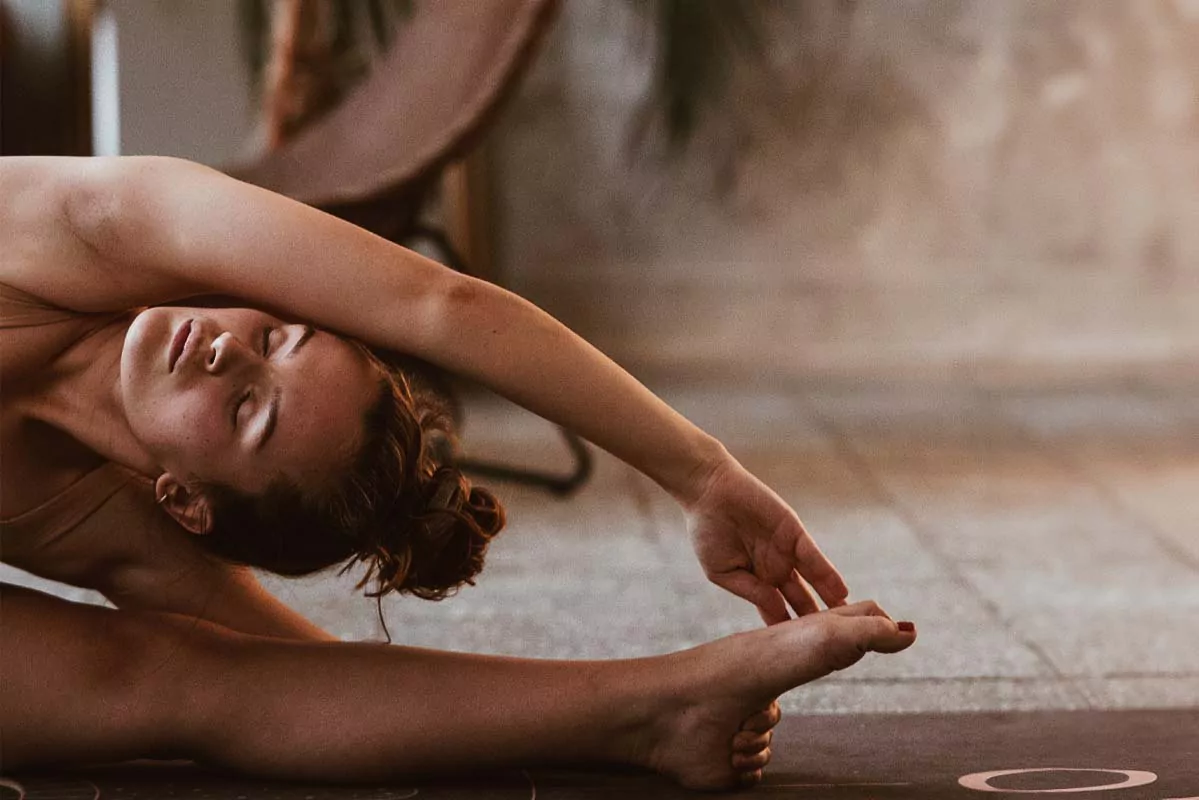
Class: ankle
592,654,693,769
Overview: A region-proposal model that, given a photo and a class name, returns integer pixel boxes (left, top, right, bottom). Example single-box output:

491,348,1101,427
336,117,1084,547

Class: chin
120,307,170,400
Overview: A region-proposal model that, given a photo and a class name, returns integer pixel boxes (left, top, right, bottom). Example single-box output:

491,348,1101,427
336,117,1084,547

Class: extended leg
0,584,914,790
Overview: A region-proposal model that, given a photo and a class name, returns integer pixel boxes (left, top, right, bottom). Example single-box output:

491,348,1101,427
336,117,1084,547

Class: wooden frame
441,147,495,282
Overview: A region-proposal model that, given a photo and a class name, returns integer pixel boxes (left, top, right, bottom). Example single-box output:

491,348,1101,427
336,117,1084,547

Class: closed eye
231,328,275,431
232,388,251,428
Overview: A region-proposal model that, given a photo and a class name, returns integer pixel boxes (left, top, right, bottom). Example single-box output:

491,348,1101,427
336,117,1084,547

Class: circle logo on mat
959,768,1158,794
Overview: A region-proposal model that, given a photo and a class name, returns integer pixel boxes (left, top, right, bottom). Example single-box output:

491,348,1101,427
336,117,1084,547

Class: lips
168,319,193,372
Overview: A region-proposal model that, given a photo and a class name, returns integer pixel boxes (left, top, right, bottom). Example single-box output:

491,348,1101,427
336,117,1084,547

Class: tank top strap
0,281,88,328
0,462,143,542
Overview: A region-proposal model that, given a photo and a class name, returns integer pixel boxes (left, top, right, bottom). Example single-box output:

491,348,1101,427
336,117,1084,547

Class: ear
153,473,214,535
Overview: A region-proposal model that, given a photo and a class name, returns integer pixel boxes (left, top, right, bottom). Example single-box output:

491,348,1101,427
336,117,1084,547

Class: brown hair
193,344,504,612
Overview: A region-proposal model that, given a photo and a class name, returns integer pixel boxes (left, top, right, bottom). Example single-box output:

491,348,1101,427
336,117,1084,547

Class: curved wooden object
227,0,559,237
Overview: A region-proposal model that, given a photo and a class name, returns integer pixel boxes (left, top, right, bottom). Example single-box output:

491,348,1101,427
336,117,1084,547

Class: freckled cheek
155,392,229,459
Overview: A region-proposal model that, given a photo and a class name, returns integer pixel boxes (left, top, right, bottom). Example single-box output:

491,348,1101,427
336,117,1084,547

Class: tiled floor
5,384,1198,715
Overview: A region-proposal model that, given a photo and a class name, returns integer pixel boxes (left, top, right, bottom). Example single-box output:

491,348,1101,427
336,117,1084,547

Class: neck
31,316,160,478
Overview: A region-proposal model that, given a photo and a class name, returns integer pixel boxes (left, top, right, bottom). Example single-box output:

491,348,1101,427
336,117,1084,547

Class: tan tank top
0,281,140,541
0,281,87,328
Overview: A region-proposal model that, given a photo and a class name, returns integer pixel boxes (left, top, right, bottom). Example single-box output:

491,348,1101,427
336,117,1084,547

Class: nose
205,331,257,374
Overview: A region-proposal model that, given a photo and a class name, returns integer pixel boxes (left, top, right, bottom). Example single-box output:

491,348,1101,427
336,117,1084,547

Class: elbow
441,272,486,309
416,272,489,341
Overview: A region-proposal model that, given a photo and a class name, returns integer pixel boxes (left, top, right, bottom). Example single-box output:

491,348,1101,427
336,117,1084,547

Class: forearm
102,560,337,643
418,278,731,503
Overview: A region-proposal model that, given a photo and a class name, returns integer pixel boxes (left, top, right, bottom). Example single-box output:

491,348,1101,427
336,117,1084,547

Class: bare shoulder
0,156,203,312
4,155,451,352
4,472,333,642
0,156,102,305
1,467,158,590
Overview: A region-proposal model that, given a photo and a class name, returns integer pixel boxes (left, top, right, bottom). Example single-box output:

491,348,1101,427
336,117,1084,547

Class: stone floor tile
1076,676,1199,708
837,453,1176,570
873,497,1166,568
729,446,876,510
804,387,992,429
961,561,1199,615
256,569,388,641
995,390,1199,451
1074,464,1199,570
796,506,946,583
782,678,1091,715
486,513,671,582
1018,610,1199,677
996,390,1199,571
821,580,1056,680
380,602,734,660
656,386,828,449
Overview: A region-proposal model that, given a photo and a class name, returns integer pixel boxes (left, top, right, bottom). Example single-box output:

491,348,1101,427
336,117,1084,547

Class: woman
0,156,916,790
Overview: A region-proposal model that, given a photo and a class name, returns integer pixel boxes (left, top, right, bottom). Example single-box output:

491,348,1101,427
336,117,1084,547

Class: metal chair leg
455,428,593,497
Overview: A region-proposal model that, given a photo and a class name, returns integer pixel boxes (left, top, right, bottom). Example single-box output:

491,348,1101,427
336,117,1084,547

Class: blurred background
7,0,1199,389
3,0,1198,715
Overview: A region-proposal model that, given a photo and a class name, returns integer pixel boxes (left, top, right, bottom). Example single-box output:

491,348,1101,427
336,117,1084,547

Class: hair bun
367,465,504,601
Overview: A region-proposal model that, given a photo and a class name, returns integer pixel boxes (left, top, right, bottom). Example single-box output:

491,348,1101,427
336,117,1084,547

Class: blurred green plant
237,0,770,153
628,0,768,154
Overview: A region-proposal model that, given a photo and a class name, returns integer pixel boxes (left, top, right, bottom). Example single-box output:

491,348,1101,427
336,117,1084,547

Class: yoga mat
3,708,1194,799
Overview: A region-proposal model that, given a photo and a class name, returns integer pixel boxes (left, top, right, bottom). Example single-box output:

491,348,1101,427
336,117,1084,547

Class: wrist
666,435,733,510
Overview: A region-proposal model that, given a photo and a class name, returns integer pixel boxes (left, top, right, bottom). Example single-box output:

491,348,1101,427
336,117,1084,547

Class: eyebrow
255,325,316,452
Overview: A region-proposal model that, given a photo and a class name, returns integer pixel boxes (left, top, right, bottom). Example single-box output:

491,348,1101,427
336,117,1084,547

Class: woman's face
121,305,379,494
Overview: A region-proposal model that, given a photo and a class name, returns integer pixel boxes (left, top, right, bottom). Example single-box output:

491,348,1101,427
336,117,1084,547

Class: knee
49,609,214,744
94,610,244,729
1,595,195,706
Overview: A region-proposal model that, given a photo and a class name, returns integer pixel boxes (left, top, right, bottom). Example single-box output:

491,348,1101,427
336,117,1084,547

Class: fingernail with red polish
898,621,915,632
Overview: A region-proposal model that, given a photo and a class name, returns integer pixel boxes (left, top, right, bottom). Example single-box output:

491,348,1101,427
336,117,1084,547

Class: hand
683,456,849,625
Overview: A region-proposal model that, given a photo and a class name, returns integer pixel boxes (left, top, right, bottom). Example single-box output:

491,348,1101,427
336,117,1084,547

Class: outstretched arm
98,556,339,643
53,157,727,503
8,155,849,620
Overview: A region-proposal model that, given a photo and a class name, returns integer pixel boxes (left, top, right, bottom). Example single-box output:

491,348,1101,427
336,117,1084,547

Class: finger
732,747,772,771
778,569,820,617
733,729,773,753
715,571,790,625
790,525,850,607
741,701,781,733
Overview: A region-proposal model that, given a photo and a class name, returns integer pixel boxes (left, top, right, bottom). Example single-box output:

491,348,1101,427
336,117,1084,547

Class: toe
738,769,764,788
741,700,782,733
732,747,772,771
733,729,772,753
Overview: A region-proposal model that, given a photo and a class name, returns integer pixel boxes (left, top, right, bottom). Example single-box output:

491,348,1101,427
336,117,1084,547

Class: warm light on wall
90,1,120,156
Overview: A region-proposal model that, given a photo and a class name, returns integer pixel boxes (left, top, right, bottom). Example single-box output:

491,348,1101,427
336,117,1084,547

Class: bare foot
637,601,915,791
